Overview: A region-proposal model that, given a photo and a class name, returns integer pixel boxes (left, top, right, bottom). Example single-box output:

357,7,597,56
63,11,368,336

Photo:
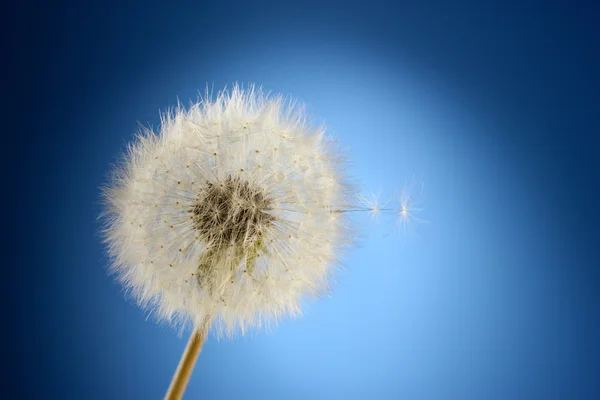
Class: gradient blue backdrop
8,0,599,399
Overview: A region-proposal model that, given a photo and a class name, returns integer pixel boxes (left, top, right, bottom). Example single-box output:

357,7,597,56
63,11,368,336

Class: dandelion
100,84,422,398
101,85,360,398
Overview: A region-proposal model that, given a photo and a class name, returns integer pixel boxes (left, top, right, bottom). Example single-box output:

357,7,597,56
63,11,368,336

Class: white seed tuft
100,85,357,337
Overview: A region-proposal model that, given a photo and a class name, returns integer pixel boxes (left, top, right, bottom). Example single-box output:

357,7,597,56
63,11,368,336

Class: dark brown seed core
190,176,274,247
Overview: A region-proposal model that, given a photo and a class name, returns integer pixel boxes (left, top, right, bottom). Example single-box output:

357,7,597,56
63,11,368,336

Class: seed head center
191,176,274,247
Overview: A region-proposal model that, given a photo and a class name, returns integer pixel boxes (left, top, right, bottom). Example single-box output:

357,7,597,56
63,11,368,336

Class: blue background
8,1,600,399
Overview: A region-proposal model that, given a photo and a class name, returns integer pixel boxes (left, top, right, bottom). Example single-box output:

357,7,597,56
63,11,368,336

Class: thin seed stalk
165,316,212,400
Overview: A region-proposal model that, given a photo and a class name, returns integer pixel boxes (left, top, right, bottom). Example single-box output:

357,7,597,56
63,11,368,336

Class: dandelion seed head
101,85,356,336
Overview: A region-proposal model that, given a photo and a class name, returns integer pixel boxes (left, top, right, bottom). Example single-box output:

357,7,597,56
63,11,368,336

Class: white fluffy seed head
101,85,357,337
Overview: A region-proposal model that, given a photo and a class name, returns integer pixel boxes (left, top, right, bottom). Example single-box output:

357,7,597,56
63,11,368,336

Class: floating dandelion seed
100,84,420,399
358,191,390,220
395,182,428,236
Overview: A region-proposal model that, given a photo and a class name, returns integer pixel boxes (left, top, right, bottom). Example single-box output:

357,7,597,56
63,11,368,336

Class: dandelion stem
165,315,212,400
